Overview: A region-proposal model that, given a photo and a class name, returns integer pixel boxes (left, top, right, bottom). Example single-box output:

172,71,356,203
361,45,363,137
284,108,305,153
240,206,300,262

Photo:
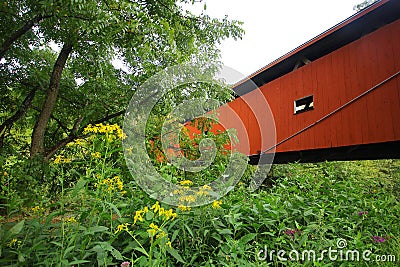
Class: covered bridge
208,0,400,164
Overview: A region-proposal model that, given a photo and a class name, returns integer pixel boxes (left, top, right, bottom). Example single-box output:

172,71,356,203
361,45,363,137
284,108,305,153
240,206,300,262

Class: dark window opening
294,95,314,114
293,57,312,70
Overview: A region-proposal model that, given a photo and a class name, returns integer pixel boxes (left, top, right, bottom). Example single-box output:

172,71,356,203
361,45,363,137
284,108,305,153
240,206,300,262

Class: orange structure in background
192,0,400,164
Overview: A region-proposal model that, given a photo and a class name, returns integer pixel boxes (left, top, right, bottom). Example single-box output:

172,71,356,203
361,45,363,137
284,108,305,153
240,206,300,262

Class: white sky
184,0,362,81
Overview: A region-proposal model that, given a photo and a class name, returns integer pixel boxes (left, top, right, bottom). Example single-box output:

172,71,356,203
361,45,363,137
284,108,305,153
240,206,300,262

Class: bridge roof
232,0,400,96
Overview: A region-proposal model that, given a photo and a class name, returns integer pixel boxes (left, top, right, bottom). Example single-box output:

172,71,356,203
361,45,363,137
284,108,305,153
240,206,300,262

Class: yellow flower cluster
117,203,177,249
95,176,125,195
173,188,184,195
179,180,193,186
172,184,213,209
212,200,222,209
178,205,191,211
31,206,45,213
133,202,177,225
115,223,130,234
53,155,71,164
147,223,172,247
196,184,212,196
179,195,196,203
65,217,77,224
7,238,21,248
147,222,160,236
83,123,125,141
151,201,177,221
91,151,101,158
134,207,148,224
66,138,88,147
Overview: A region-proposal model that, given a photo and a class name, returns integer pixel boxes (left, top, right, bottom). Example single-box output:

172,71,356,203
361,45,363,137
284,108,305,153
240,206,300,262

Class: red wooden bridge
195,0,400,164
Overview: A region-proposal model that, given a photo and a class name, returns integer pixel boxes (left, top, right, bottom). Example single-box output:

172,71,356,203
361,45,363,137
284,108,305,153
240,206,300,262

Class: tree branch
92,110,125,124
0,87,38,151
41,89,162,159
44,116,84,160
42,108,126,160
0,14,52,59
31,106,70,133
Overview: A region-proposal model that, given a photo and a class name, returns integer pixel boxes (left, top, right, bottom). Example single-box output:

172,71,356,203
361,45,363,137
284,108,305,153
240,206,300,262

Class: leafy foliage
0,0,243,158
1,126,399,265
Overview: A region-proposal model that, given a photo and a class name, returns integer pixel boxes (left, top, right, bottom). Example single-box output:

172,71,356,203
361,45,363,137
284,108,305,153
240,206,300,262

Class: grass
0,125,399,266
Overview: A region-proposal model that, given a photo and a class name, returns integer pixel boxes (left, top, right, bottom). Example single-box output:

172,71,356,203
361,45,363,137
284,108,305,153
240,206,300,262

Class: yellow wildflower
196,189,209,196
158,207,165,217
83,124,93,133
148,228,157,236
149,223,159,230
178,205,191,212
161,209,177,220
151,201,161,213
114,176,123,191
92,152,101,158
63,158,71,163
179,180,193,186
147,223,159,236
156,230,166,239
166,240,172,248
117,127,126,139
74,138,85,146
83,123,125,141
54,155,63,164
65,217,77,223
212,200,222,209
134,210,145,224
7,238,17,247
3,171,8,176
66,142,74,147
114,223,130,234
202,184,211,190
179,195,196,203
173,189,183,195
96,176,124,194
31,206,44,213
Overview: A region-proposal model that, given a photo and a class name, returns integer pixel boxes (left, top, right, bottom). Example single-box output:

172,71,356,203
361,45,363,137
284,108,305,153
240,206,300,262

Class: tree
0,0,243,159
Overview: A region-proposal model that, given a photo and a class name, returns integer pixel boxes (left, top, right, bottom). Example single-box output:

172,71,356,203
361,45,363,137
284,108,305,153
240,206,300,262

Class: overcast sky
184,0,363,81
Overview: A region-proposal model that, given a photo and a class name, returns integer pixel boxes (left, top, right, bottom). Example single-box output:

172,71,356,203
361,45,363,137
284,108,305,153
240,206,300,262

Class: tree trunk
0,15,44,59
30,42,73,157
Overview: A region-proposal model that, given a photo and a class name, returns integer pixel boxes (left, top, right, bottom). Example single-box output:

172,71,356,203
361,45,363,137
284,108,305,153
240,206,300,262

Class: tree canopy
0,0,243,160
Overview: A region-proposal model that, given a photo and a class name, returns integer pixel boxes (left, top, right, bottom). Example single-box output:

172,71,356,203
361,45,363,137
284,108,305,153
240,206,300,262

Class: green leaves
167,246,185,263
8,220,25,236
1,0,244,160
